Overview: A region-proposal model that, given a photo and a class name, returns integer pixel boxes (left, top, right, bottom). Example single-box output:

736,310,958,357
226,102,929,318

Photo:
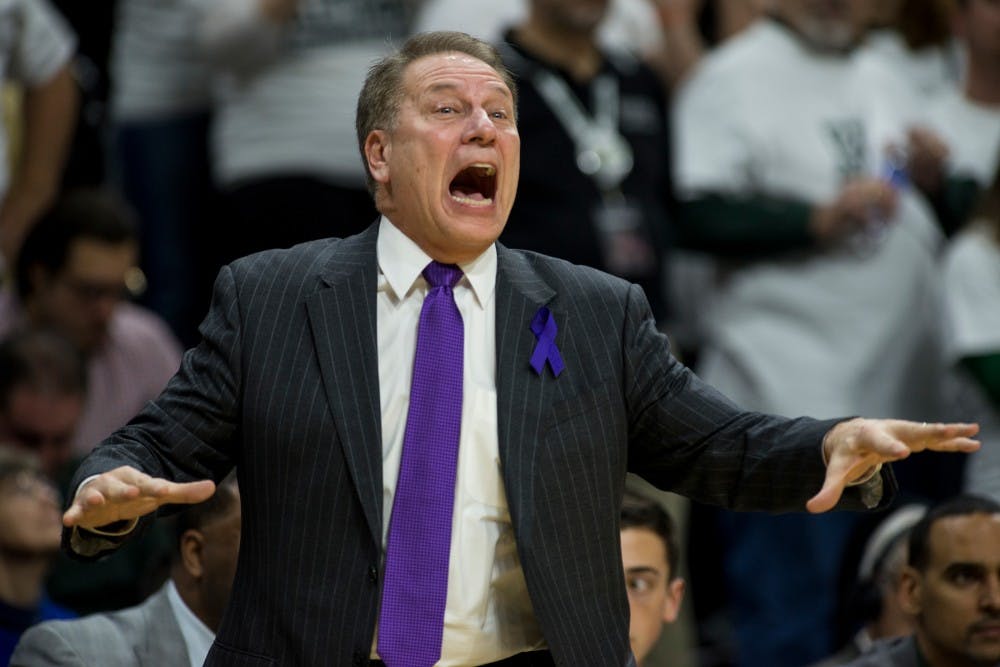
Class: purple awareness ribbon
530,306,564,377
378,261,464,667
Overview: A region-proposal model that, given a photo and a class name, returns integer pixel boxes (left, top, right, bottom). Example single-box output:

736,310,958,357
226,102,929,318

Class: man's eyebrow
625,566,662,576
943,562,988,574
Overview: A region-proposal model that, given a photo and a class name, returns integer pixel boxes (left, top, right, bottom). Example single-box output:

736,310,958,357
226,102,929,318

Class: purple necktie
378,261,464,667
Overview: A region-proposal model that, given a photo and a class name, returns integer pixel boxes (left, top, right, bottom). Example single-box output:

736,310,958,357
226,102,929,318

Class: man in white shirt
57,31,979,667
11,475,240,667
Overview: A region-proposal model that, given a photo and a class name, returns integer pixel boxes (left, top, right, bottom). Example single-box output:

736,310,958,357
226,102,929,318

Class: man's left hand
806,418,980,513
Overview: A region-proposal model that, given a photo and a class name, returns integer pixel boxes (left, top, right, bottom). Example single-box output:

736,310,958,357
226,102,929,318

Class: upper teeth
471,164,495,176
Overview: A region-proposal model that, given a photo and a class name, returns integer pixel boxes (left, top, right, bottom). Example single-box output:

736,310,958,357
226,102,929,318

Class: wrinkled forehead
402,52,513,101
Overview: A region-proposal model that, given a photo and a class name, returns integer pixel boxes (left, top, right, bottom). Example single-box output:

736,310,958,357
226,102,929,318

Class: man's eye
948,566,983,586
491,110,509,120
437,106,455,114
627,576,652,594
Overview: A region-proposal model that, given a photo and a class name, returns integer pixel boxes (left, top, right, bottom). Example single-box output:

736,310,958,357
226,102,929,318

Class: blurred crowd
0,0,998,666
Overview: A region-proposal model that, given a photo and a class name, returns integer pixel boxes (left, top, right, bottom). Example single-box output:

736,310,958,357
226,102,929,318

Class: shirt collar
376,216,496,309
165,579,215,667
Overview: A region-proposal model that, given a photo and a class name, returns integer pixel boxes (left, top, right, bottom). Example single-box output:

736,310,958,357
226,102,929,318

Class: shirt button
368,565,378,583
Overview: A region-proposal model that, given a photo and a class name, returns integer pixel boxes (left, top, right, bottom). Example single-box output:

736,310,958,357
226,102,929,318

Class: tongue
451,186,486,201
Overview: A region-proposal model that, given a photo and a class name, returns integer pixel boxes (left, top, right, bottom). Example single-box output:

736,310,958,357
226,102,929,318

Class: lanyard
532,68,635,192
499,40,635,192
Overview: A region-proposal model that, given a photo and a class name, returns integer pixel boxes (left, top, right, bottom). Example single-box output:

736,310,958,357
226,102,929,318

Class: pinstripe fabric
66,225,894,666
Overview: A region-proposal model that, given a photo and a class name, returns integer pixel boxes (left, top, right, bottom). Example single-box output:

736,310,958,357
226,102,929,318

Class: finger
63,499,93,527
159,479,217,505
897,421,979,440
921,437,981,454
806,467,850,514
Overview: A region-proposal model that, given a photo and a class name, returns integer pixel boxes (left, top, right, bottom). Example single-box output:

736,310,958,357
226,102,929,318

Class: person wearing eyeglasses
0,188,182,459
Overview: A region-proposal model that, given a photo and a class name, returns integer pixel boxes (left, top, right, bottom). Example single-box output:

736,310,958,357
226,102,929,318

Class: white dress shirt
165,579,215,667
371,218,544,665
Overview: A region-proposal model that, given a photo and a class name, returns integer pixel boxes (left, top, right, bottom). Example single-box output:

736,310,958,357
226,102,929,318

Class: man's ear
364,130,392,186
898,565,923,616
663,577,686,624
180,529,206,579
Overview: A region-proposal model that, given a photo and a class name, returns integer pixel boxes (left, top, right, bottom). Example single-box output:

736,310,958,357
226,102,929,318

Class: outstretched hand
806,419,980,514
63,466,217,530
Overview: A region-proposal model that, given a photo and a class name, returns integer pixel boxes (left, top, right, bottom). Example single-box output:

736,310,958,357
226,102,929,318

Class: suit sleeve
621,282,894,511
10,623,88,667
65,264,245,558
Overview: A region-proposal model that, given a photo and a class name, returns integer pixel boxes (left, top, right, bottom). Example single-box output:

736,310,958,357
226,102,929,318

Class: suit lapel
139,585,189,664
305,226,383,546
495,244,557,547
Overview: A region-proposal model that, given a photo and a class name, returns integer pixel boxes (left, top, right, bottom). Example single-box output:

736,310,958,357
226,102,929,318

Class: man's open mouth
449,163,497,207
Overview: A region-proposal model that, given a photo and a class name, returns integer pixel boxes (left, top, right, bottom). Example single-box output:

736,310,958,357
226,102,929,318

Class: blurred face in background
0,468,63,557
0,386,81,478
901,513,1000,667
775,0,868,51
531,0,610,35
621,526,685,665
28,237,138,353
956,0,1000,62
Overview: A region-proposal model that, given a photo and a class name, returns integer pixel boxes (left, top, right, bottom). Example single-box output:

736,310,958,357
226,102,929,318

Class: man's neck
0,554,49,608
965,55,1000,107
512,17,602,82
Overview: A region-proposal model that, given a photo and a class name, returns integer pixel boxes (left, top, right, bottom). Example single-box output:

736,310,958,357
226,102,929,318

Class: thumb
806,469,849,514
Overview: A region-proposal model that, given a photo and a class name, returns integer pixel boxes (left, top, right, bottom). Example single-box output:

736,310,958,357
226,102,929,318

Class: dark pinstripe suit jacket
68,224,892,666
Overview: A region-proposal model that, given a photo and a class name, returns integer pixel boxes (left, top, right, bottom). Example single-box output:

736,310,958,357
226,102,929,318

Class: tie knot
422,261,463,289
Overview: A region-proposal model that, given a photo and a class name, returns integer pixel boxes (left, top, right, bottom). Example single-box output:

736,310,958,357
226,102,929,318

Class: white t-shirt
109,0,212,121
673,19,945,420
942,225,1000,500
189,0,412,187
0,0,74,195
922,89,1000,185
855,30,962,103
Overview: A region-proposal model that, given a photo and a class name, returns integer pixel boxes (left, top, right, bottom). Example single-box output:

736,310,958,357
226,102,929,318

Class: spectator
11,475,240,666
108,0,217,346
187,0,416,263
0,329,85,479
0,188,182,457
497,0,675,322
843,494,1000,667
0,0,78,266
673,1,949,664
943,167,1000,501
857,0,961,102
815,504,927,667
0,325,173,619
417,0,706,86
620,489,686,666
0,447,74,665
917,0,1000,233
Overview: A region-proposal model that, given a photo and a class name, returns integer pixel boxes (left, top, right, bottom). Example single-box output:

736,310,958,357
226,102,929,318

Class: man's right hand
810,178,898,244
63,466,217,530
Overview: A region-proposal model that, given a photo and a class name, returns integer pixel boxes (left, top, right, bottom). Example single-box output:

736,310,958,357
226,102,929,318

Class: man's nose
462,108,497,145
982,573,1000,611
